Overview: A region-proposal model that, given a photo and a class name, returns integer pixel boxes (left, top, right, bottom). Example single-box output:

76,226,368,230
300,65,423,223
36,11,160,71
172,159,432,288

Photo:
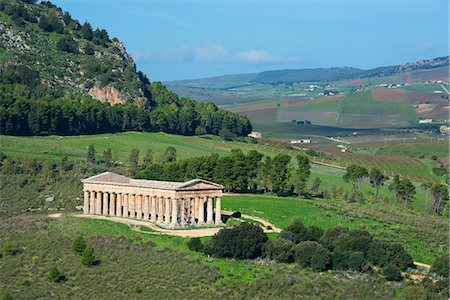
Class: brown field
372,88,444,104
341,79,365,86
416,104,450,119
280,94,344,108
410,67,450,82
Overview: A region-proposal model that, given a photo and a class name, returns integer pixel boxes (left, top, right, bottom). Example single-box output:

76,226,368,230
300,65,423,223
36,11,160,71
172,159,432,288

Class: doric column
164,197,171,224
198,197,205,225
151,196,157,222
129,194,136,218
193,197,198,220
102,192,108,215
206,196,213,224
171,198,178,227
83,190,89,214
95,191,102,215
116,193,122,217
136,195,142,220
158,197,164,223
180,198,186,226
123,193,129,218
190,198,195,224
215,196,222,225
110,193,116,216
143,195,149,220
89,191,95,214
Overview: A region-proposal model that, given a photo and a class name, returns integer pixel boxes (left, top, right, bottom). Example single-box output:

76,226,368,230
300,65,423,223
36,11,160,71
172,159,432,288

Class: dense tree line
189,220,415,281
0,74,251,137
137,149,312,196
0,2,252,138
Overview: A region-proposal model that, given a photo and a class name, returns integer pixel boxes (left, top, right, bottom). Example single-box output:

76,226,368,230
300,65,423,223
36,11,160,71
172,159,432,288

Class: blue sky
52,0,449,81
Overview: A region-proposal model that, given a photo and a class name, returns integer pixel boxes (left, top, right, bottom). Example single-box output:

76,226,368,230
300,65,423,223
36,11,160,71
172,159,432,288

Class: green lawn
222,195,448,264
0,132,293,161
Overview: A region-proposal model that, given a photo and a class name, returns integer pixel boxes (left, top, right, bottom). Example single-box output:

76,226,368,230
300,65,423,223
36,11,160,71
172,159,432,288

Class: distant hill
0,0,251,137
166,57,449,103
251,57,449,84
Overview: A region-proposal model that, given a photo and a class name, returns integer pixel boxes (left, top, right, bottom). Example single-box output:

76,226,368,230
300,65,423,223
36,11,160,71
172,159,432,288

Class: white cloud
132,44,303,64
194,44,229,62
420,42,437,52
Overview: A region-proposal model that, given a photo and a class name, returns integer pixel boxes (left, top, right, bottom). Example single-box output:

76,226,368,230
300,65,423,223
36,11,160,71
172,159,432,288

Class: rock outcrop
88,85,126,105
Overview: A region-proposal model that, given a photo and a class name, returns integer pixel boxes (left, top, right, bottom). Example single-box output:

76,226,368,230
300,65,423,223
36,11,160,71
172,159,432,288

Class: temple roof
82,172,224,191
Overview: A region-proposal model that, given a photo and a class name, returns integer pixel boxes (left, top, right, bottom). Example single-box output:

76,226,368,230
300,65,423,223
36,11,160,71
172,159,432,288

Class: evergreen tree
430,183,449,214
293,154,310,196
143,149,153,166
128,148,139,176
161,146,177,163
87,145,95,164
81,246,96,267
72,235,87,255
103,148,112,166
47,265,64,282
80,22,93,40
369,168,387,200
271,154,292,196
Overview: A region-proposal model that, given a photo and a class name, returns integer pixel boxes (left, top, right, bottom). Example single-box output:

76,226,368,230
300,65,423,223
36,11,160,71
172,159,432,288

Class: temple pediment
176,179,224,191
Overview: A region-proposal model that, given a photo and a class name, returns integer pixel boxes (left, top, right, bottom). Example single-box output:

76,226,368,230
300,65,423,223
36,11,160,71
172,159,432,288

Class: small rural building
82,172,224,228
289,139,311,144
248,131,262,139
419,119,433,124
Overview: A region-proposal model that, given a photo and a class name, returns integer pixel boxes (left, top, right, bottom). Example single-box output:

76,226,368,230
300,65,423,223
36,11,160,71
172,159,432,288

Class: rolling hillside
0,0,251,137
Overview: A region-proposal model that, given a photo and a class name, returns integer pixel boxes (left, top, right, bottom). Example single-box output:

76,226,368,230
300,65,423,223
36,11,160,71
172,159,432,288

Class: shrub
366,240,389,266
56,37,78,53
385,243,413,270
334,229,373,254
347,251,365,271
81,246,96,267
72,235,87,255
2,241,18,256
383,264,403,281
320,227,349,250
187,238,203,252
281,219,306,244
431,254,449,277
294,241,331,271
1,290,12,300
208,222,268,259
47,265,64,283
263,238,295,263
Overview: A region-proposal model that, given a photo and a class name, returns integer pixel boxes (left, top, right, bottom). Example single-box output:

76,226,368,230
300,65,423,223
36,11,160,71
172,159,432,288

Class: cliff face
0,0,148,104
88,86,126,105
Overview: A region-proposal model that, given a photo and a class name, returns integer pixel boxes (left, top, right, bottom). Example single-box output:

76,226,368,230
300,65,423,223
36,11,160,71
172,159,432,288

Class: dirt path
50,211,281,237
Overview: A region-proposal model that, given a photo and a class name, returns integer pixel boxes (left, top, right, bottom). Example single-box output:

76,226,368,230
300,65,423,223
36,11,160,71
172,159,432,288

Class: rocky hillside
0,0,251,137
0,0,147,105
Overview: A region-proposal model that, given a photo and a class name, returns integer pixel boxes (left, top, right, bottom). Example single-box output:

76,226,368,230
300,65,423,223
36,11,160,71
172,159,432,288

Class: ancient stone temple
82,172,224,228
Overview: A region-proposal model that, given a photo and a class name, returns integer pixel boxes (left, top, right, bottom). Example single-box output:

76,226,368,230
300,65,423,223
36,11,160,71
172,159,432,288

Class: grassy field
222,195,448,264
0,132,294,162
2,215,432,299
275,91,418,127
372,139,449,160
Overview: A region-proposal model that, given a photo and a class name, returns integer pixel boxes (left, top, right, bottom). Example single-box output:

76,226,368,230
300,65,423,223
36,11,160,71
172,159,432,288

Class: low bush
187,237,203,252
430,254,449,277
208,222,268,259
47,265,65,283
264,238,295,263
294,241,331,271
383,264,402,281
